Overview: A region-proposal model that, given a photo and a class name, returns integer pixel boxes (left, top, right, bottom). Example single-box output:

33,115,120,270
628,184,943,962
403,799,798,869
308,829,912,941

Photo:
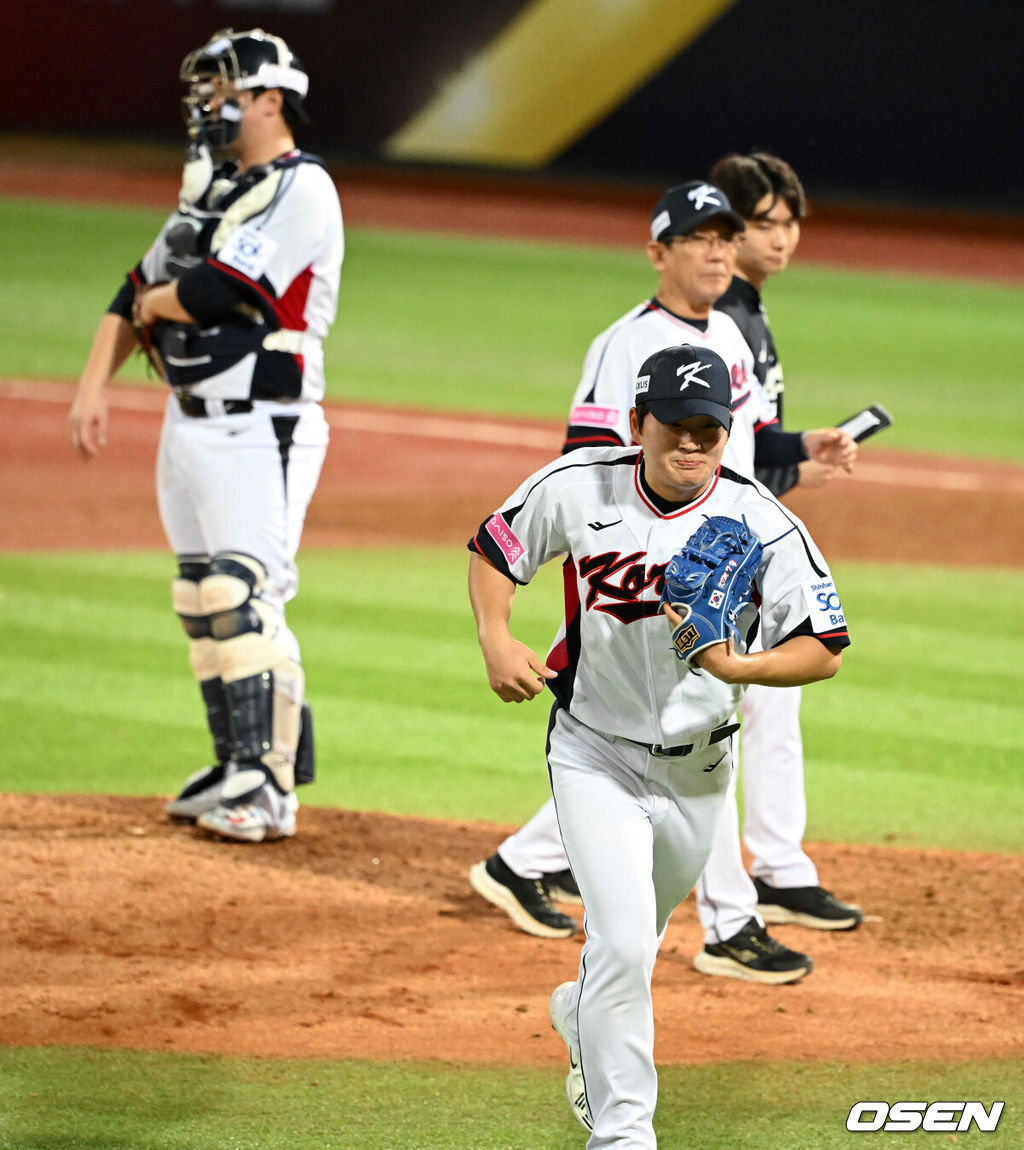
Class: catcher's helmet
180,28,308,148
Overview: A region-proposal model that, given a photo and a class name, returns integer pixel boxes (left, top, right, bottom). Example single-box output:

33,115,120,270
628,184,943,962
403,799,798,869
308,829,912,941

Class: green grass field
1,1047,1019,1149
2,190,1021,1148
2,196,1023,459
1,551,1021,850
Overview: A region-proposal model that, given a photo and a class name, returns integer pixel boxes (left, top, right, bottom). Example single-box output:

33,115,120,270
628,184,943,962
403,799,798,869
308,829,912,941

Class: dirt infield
2,793,1023,1066
1,156,1023,1070
5,380,1024,566
3,383,1023,1068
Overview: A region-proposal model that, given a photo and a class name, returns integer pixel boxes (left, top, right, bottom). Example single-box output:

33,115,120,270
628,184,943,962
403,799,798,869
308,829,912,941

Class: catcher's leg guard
172,555,234,765
199,552,304,793
198,678,234,764
295,702,315,786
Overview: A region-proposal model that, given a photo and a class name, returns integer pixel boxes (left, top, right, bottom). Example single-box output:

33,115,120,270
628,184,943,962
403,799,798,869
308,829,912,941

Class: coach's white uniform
565,299,774,469
470,449,849,1147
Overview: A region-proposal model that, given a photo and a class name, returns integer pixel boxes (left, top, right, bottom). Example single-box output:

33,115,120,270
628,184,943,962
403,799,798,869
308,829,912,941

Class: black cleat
165,761,237,823
754,878,864,931
547,868,583,906
694,917,813,984
469,853,577,938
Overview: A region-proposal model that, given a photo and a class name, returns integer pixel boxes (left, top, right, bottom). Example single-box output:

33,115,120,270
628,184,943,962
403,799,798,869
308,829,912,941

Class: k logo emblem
687,183,723,211
676,360,711,390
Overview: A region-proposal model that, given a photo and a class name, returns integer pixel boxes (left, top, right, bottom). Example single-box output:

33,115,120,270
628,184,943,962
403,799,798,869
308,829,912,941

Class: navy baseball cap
650,181,745,242
634,344,732,430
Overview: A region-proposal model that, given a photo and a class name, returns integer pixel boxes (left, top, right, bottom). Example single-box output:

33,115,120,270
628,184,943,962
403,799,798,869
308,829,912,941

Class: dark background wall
3,0,1020,212
561,0,1022,212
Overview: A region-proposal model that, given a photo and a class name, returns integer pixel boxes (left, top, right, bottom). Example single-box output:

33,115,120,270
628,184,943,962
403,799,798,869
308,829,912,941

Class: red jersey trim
276,265,314,331
209,258,275,301
546,559,580,674
632,459,720,519
754,416,780,434
208,259,314,336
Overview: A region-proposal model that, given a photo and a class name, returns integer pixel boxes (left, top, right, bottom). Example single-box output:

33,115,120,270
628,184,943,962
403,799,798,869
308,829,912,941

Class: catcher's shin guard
199,676,235,766
173,555,233,765
220,667,304,792
295,702,315,786
200,553,305,793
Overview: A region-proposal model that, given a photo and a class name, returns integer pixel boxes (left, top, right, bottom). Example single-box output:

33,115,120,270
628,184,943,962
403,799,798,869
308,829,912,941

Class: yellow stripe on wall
385,0,737,168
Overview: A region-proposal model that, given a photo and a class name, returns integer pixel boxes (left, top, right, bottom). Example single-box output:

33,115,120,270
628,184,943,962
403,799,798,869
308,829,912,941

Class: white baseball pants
695,682,818,943
156,395,328,656
497,797,567,878
548,707,734,1149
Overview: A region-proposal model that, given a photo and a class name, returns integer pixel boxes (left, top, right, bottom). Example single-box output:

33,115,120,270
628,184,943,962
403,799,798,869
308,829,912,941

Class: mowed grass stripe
1,197,1023,459
1,550,1021,849
0,1046,1020,1149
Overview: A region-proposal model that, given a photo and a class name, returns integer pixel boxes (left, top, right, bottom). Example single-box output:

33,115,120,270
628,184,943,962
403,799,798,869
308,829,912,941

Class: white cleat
196,767,298,843
549,981,593,1133
165,761,237,823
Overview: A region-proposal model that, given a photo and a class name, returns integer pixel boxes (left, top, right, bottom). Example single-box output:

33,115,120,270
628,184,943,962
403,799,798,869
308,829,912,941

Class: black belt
176,392,254,418
641,722,740,758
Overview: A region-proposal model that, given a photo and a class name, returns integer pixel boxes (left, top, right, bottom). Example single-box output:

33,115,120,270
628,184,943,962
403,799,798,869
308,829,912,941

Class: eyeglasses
664,232,740,253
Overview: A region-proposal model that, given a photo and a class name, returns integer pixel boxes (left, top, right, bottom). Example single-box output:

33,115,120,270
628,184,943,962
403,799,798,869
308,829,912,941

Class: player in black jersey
687,152,864,980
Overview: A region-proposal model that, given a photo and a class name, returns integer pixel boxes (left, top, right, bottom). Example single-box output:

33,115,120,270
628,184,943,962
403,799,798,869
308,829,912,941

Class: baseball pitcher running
468,344,850,1147
470,179,854,983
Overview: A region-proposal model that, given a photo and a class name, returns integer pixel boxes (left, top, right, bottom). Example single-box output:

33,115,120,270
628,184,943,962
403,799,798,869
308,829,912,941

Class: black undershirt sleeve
107,275,136,320
754,424,807,467
753,426,807,498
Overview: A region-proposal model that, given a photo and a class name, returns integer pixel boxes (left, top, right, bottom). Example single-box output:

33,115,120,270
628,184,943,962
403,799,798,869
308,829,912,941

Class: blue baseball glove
660,516,763,669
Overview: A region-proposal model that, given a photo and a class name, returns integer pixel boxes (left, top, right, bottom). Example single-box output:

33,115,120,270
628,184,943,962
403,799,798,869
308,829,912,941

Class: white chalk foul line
5,380,1022,492
323,406,562,450
1,379,562,450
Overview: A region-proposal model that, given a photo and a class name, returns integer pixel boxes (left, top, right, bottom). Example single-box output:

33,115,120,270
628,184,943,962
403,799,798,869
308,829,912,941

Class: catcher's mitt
131,283,167,380
660,515,763,669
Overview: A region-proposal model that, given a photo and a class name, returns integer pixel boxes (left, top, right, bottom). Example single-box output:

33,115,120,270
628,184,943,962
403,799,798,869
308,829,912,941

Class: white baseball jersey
125,151,343,403
563,299,777,477
105,149,345,686
470,448,849,748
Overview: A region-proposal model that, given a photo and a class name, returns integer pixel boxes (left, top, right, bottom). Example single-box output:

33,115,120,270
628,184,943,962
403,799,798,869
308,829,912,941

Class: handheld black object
836,404,893,442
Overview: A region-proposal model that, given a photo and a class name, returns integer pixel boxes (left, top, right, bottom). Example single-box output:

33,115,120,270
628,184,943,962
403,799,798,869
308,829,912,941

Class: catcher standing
469,344,850,1146
68,28,343,842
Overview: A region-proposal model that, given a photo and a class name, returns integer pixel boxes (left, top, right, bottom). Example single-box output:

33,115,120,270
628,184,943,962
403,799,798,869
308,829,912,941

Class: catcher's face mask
180,28,308,151
181,74,247,152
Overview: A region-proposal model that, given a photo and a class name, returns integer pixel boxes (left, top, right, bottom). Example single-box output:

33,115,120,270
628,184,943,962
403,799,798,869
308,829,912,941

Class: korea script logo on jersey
578,551,668,623
730,361,751,393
